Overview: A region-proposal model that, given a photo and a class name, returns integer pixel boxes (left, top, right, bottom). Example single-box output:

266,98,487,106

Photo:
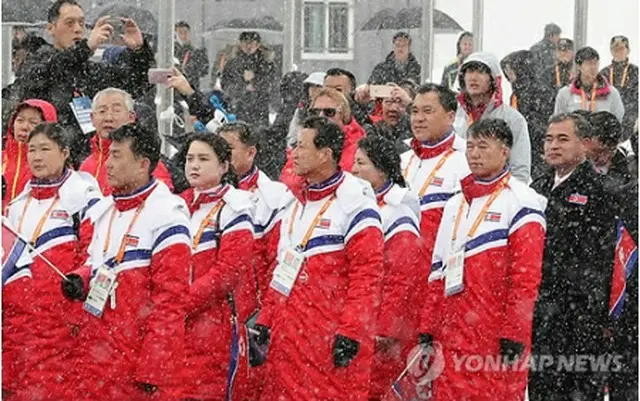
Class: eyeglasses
309,108,338,118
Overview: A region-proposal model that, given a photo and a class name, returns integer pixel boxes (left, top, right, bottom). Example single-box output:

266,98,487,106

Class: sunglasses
309,108,339,118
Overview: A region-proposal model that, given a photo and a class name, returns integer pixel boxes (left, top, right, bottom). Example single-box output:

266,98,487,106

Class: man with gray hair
78,87,174,194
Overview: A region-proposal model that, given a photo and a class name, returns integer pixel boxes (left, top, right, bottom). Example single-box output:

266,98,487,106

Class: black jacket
530,162,619,355
541,61,573,93
530,38,557,78
221,50,275,127
503,50,556,179
175,42,209,90
9,38,154,165
368,52,421,85
601,60,639,139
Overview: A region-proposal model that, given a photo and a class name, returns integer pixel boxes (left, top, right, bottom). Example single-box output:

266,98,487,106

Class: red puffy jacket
279,117,366,199
368,184,427,400
2,99,58,207
180,185,256,400
257,171,384,401
79,134,174,195
421,172,545,401
3,170,100,401
68,181,190,401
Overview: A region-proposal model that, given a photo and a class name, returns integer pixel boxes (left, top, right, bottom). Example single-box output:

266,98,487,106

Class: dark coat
601,60,639,140
502,50,556,179
8,38,154,166
221,50,275,127
175,42,210,90
541,61,574,93
367,52,421,85
530,38,558,78
528,161,619,400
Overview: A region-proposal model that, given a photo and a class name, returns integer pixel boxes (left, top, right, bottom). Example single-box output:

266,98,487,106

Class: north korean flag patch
431,177,444,187
50,210,69,220
317,218,331,229
124,235,139,248
568,193,588,205
484,212,502,222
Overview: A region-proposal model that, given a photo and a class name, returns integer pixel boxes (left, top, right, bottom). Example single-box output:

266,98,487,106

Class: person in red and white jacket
2,99,58,207
351,135,425,401
218,122,288,302
218,122,289,400
179,132,256,401
279,88,366,199
401,84,470,261
61,124,190,401
4,123,101,401
79,88,174,195
419,119,546,401
252,116,384,401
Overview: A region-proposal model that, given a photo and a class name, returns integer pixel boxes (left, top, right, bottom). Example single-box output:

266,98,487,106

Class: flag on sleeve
609,220,638,320
2,220,31,286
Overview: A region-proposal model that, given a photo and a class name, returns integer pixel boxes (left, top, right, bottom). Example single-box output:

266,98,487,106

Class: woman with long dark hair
4,122,101,399
179,132,256,401
352,135,426,401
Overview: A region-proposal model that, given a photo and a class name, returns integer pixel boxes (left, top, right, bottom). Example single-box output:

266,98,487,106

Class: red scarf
410,131,455,159
460,168,510,204
112,180,158,212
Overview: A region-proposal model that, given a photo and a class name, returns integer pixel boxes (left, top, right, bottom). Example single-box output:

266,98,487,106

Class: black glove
136,382,158,394
333,334,360,367
419,333,434,347
500,338,525,365
61,274,86,301
248,324,271,367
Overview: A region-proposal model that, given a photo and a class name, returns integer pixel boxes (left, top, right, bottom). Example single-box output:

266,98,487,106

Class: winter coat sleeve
376,231,425,340
187,220,254,315
507,112,532,183
134,223,191,387
15,41,93,100
336,214,385,343
418,202,453,336
183,90,216,123
608,87,625,123
221,58,246,100
500,209,545,344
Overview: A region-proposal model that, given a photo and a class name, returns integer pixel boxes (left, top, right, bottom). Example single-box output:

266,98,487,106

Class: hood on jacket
457,52,504,116
501,50,536,83
6,99,58,141
456,31,473,57
458,52,502,89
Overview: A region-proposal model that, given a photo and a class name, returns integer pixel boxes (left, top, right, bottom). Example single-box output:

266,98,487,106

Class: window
301,0,353,60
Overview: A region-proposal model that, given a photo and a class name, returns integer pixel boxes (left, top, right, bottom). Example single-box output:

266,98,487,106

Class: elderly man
79,88,173,194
